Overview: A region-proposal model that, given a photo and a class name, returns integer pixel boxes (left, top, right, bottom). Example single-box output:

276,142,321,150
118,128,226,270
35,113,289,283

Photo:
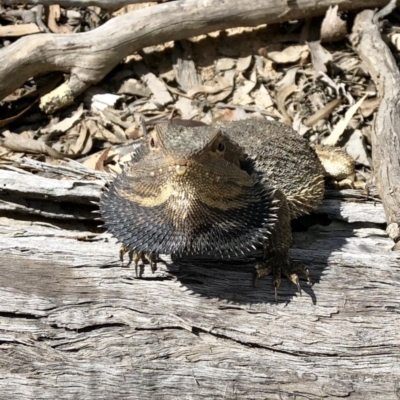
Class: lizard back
218,119,326,219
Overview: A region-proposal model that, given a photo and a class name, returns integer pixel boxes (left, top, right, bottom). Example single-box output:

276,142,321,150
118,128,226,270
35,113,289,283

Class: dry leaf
323,95,367,145
91,93,124,112
186,81,231,98
82,148,111,170
266,45,309,64
236,76,257,95
390,32,400,51
175,97,198,120
307,41,333,73
101,108,131,129
320,6,347,43
205,77,233,103
360,97,380,118
95,148,111,171
236,56,252,72
216,58,236,71
253,85,274,110
275,67,299,91
95,122,126,144
230,108,249,121
71,123,93,156
98,113,127,143
276,84,297,124
41,106,85,136
345,130,370,167
232,93,254,106
0,100,39,128
1,132,65,159
130,63,175,106
208,87,233,103
117,79,151,97
304,97,343,127
125,126,142,140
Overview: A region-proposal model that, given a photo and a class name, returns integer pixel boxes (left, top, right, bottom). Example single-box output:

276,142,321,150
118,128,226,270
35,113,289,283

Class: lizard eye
217,142,225,153
150,135,159,150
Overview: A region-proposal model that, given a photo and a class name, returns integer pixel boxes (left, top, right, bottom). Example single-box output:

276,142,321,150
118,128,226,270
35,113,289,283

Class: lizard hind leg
253,190,312,301
314,144,366,189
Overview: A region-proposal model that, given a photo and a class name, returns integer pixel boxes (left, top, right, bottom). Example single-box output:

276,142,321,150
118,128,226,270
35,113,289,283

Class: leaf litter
0,3,385,184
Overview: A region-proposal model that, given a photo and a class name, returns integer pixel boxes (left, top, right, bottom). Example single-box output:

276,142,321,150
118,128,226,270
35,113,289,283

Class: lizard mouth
100,167,278,257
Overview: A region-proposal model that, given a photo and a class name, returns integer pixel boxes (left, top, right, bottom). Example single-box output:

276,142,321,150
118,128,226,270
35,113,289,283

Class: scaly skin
100,118,354,298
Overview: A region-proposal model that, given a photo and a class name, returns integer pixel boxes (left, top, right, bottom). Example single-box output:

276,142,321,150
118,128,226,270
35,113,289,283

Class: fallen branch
350,0,400,245
1,198,399,398
0,0,396,112
0,157,386,223
1,0,164,9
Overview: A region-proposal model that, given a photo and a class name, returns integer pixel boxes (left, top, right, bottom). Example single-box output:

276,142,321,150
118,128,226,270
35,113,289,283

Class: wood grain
0,160,399,399
351,3,400,243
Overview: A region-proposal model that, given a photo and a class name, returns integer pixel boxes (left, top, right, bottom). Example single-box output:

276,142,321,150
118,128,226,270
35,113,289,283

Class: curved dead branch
2,0,164,9
0,0,395,112
350,0,400,244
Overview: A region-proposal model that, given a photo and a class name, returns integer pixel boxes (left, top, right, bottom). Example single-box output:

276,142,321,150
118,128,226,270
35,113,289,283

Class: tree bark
350,1,400,244
0,160,399,399
0,0,397,112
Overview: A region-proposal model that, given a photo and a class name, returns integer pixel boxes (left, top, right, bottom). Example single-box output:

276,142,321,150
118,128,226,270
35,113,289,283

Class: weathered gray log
2,0,164,9
350,1,400,244
0,159,386,224
0,0,397,112
1,203,399,399
0,158,399,398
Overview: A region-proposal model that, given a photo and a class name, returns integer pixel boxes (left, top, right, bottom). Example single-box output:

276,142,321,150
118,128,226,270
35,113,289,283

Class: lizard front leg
253,190,312,300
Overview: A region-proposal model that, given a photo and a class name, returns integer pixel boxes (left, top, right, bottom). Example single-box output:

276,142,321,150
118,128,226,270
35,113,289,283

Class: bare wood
0,23,41,37
0,163,398,398
1,206,399,398
0,160,386,223
350,2,400,242
0,0,397,112
0,169,103,203
1,0,163,9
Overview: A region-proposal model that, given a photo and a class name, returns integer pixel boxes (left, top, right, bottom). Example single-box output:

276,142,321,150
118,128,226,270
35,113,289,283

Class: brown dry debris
0,3,394,181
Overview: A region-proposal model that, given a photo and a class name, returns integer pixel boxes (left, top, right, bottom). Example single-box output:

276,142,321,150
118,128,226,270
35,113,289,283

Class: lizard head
100,122,277,256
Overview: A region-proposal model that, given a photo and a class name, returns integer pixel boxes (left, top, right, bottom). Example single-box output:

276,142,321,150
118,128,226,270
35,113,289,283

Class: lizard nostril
175,165,188,176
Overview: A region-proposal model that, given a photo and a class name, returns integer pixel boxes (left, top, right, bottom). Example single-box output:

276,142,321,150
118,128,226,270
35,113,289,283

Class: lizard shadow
162,212,353,305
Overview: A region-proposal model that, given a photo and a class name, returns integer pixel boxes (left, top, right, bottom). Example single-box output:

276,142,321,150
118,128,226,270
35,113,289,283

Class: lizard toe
254,259,312,300
119,248,158,277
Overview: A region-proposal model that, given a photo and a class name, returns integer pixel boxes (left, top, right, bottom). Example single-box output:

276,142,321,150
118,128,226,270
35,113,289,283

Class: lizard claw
253,262,272,287
253,259,311,300
145,253,158,274
289,261,313,287
120,247,157,277
273,276,281,302
287,273,301,296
